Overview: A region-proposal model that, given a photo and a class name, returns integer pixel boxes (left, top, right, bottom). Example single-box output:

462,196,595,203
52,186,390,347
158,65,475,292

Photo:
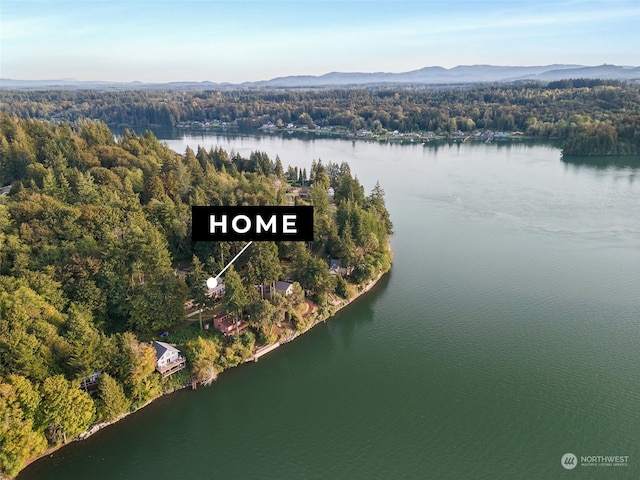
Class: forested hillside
1,81,639,155
0,115,392,478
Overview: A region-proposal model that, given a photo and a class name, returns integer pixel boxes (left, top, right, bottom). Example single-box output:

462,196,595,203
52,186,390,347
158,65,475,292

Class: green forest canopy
1,80,639,154
0,115,392,477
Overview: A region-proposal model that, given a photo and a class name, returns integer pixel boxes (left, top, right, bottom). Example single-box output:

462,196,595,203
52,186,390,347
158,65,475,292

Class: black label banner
192,206,314,242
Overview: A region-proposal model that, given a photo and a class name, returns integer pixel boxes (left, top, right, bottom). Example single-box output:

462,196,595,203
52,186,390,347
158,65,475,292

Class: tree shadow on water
561,154,640,170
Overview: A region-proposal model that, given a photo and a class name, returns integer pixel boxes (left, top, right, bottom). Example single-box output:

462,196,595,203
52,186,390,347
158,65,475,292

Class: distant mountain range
253,64,640,87
2,64,639,89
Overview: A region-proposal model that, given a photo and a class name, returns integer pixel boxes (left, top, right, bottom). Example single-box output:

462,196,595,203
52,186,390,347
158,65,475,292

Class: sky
1,0,639,83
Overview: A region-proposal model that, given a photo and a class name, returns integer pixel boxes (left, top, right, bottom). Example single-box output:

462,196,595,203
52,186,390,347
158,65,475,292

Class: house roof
329,259,347,275
213,315,249,336
275,281,293,292
207,283,225,295
152,341,181,359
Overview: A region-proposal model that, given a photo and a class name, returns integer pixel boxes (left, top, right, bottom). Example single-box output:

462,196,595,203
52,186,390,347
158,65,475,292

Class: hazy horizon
3,63,639,85
2,0,639,83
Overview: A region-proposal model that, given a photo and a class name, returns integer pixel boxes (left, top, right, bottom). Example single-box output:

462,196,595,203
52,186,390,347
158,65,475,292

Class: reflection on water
562,154,640,169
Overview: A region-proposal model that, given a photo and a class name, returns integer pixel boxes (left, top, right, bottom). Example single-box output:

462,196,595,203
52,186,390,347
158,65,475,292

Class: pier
250,342,281,362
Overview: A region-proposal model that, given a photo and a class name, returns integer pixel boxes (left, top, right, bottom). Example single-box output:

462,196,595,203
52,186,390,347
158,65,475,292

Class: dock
250,342,280,362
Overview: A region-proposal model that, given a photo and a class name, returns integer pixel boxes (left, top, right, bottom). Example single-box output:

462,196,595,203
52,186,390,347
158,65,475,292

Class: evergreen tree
186,255,212,329
274,155,285,180
96,373,130,422
222,266,249,319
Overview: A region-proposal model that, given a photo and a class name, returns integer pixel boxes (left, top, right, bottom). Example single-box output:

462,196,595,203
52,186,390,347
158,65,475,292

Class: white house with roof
152,341,186,377
207,283,225,298
274,281,294,296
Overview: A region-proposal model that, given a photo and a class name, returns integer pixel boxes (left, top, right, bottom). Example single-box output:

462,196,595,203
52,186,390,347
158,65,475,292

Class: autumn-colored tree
185,337,220,385
39,375,95,444
0,375,47,478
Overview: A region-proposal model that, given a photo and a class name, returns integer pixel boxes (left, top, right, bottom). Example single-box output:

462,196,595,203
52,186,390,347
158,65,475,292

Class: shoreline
279,269,386,346
17,268,389,477
171,124,543,145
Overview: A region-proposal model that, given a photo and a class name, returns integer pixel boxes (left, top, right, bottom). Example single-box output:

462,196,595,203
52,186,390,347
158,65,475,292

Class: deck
156,357,187,377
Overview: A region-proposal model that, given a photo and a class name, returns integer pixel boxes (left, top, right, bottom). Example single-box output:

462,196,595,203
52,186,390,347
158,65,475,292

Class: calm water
21,136,640,479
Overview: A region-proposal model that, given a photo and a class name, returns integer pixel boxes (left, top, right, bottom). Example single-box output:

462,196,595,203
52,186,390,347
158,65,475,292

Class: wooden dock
250,342,280,362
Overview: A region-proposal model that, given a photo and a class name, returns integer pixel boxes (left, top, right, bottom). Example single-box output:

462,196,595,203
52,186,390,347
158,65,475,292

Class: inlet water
20,137,640,480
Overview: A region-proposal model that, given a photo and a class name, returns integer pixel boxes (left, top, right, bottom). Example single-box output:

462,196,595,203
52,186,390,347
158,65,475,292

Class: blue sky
1,0,638,83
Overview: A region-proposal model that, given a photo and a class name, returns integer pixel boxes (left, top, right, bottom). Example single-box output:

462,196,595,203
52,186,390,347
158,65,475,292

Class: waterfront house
207,283,226,298
152,341,186,377
329,259,347,276
274,281,294,296
213,314,249,337
256,281,295,298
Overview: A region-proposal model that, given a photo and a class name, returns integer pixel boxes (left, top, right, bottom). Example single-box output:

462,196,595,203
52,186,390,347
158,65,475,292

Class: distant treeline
1,81,639,155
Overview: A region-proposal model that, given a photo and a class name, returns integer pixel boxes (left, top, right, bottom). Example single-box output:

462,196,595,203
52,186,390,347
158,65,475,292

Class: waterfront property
329,259,347,276
152,341,186,377
256,281,295,298
213,314,249,337
207,282,225,298
274,281,294,296
250,342,281,362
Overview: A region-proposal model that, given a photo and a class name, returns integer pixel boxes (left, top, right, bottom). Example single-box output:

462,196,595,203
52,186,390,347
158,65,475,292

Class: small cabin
152,341,186,377
274,281,294,296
